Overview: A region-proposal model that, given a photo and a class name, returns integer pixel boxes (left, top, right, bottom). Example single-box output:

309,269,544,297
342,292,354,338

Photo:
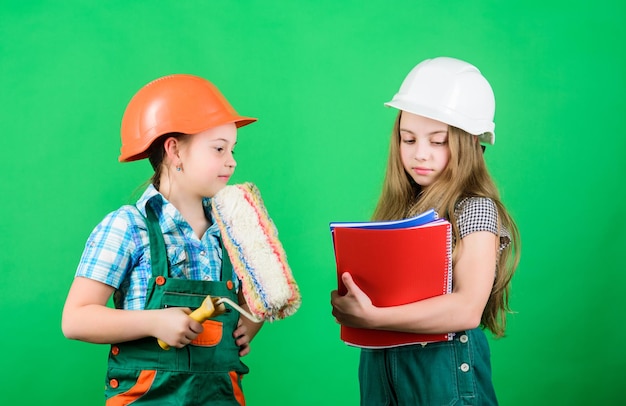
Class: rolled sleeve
76,208,137,289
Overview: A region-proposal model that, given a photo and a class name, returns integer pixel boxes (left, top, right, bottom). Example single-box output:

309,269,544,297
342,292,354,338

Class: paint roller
157,182,300,349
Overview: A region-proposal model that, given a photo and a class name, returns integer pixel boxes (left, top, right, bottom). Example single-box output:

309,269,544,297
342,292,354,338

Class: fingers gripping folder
157,182,301,350
158,296,261,350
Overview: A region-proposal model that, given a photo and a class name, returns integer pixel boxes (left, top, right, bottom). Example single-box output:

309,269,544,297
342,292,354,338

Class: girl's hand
154,307,204,349
331,272,379,329
233,318,251,356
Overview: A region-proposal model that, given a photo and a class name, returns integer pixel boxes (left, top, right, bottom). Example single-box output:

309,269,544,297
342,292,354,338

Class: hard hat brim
384,100,495,145
119,115,257,163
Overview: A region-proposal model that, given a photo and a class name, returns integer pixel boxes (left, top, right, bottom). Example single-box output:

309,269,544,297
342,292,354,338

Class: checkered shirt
75,185,231,310
454,197,511,251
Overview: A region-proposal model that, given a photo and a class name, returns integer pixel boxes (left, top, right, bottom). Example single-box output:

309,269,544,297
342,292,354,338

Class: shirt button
111,346,120,356
459,334,468,343
460,363,470,372
109,379,119,389
200,251,206,256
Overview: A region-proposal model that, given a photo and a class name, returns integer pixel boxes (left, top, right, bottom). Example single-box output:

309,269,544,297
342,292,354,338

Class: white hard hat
385,57,496,145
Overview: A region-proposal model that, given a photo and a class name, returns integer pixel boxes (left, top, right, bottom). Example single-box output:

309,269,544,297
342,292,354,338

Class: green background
1,0,624,404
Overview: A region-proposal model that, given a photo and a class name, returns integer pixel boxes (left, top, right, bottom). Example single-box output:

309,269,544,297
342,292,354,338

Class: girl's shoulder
114,204,147,226
90,204,148,240
77,205,148,284
454,196,511,250
454,196,497,220
103,204,146,225
453,196,498,237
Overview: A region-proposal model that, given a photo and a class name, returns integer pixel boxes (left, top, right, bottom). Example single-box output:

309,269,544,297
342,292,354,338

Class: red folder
331,218,453,348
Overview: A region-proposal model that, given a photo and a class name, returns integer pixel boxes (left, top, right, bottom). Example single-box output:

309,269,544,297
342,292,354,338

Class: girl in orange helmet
62,74,261,405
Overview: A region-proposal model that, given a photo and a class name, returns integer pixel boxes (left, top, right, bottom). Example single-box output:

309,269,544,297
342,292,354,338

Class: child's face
177,122,238,198
399,112,451,190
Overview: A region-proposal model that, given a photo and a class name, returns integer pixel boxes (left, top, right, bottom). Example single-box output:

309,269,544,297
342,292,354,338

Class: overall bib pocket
191,319,223,347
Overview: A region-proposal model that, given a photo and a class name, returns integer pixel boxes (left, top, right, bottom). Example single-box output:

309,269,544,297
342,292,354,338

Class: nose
414,140,429,161
226,152,237,168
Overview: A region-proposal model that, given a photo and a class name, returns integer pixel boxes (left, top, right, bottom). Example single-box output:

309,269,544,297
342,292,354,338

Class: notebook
329,208,438,230
331,211,454,348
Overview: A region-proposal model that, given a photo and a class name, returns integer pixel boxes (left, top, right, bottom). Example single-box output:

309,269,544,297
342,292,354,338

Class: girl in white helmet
331,57,520,405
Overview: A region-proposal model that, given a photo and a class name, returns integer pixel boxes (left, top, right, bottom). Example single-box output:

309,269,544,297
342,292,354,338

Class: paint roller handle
214,297,262,323
157,295,226,350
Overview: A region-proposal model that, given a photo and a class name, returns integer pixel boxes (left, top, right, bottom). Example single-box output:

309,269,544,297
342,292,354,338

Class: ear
163,136,181,163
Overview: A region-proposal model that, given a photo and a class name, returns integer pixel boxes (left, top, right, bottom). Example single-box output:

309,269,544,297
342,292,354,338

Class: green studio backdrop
1,1,624,404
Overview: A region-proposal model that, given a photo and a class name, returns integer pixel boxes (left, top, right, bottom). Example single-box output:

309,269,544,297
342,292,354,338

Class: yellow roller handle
157,295,226,350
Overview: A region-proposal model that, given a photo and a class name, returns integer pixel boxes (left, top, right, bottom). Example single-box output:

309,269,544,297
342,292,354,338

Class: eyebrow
209,138,237,144
399,128,448,136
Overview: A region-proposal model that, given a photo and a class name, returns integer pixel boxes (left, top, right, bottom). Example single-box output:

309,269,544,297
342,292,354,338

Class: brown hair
373,112,520,337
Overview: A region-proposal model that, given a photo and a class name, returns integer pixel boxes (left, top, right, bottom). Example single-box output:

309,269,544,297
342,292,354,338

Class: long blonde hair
373,112,520,337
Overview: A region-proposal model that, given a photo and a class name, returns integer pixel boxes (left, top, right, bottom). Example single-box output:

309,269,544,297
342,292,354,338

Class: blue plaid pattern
76,185,231,310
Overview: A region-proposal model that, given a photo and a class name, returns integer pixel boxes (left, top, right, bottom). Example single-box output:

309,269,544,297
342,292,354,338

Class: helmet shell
385,57,496,144
119,74,256,162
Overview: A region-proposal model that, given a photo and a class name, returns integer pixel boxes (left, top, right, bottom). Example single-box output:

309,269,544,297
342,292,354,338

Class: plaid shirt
76,185,230,310
455,196,511,252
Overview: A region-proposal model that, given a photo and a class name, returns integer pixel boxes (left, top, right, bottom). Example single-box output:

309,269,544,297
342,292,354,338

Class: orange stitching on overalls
229,371,246,406
106,369,156,406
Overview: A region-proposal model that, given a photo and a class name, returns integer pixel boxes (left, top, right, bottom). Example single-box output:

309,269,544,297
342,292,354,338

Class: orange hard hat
119,74,257,162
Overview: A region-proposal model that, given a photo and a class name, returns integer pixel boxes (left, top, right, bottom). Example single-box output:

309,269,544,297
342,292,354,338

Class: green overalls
359,328,498,405
104,205,248,406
